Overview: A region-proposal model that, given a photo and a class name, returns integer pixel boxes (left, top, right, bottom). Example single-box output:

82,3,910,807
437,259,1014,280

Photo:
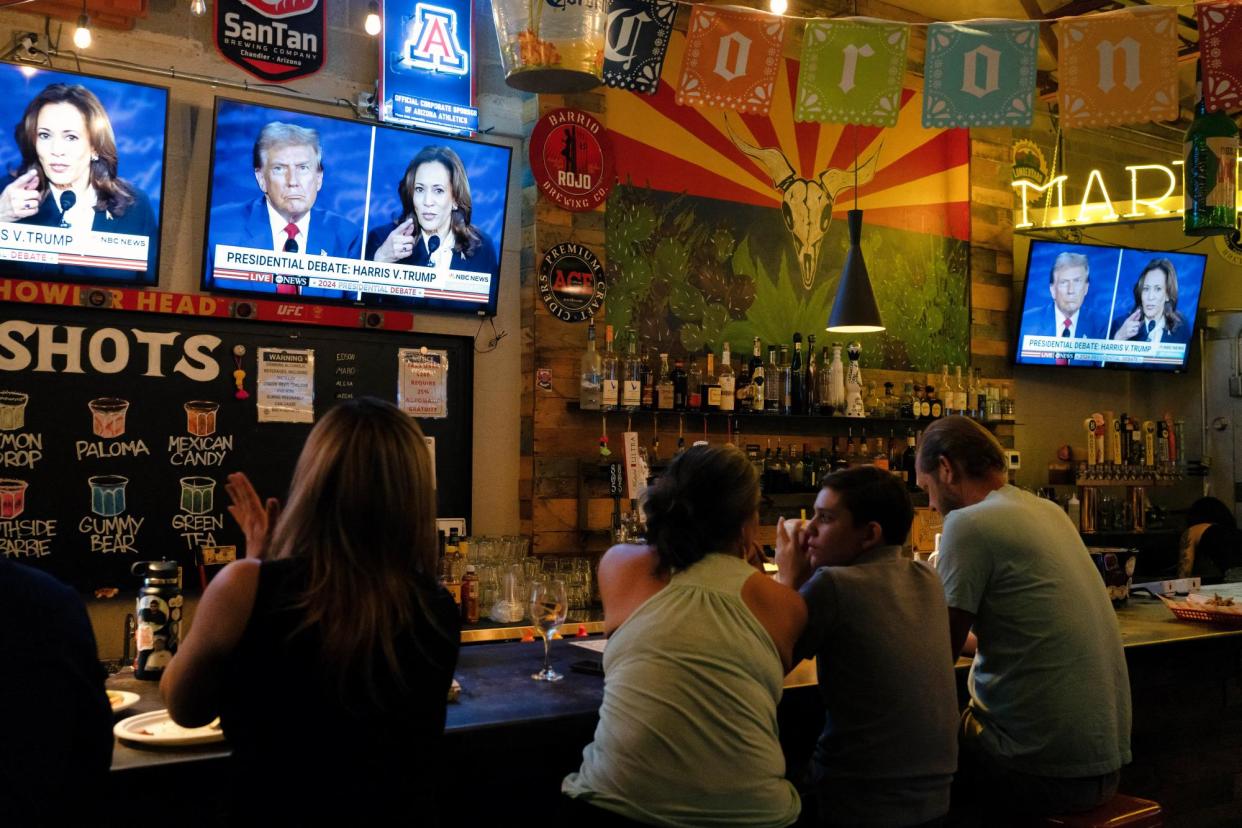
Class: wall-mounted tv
202,98,511,316
0,63,168,286
1015,239,1207,372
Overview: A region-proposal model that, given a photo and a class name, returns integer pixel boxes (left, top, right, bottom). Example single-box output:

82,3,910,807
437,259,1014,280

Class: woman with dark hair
161,397,459,823
0,83,157,275
1177,496,1242,584
563,444,806,827
1111,258,1190,344
365,144,498,276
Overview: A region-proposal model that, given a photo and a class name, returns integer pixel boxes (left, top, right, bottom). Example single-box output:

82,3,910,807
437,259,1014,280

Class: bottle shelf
1075,476,1180,488
568,402,1012,431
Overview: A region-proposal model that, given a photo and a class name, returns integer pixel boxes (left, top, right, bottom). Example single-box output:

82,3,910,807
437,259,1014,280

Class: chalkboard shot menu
0,303,473,594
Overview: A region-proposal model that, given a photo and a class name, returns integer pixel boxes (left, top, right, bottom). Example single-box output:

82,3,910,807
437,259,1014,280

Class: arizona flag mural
605,30,970,372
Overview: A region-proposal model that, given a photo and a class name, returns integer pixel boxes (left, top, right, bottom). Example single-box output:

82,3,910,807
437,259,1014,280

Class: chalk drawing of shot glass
0,479,27,519
184,401,219,437
89,475,128,517
0,391,29,431
89,397,130,438
179,477,216,515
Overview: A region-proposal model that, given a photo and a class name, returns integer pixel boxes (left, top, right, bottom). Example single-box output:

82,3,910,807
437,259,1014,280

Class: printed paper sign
675,6,787,115
796,18,908,126
603,0,677,94
399,348,449,419
922,21,1038,128
1056,7,1178,128
1197,2,1242,114
256,348,315,423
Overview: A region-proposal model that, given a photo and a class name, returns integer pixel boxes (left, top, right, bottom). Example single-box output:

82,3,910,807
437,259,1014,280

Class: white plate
113,709,225,746
107,690,139,714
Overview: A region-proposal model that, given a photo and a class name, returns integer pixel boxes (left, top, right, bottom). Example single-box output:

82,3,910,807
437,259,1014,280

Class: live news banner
0,223,148,272
212,245,491,302
1020,335,1185,367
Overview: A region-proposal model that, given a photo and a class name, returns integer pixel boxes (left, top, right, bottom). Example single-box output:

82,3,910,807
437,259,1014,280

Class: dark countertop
108,595,1240,773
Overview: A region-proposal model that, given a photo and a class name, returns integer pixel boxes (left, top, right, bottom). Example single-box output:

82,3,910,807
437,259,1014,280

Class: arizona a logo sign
381,0,478,134
216,0,326,82
529,109,615,212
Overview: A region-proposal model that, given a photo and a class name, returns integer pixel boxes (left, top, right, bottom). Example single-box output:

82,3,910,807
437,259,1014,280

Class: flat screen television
1014,239,1207,372
201,98,511,316
0,63,168,287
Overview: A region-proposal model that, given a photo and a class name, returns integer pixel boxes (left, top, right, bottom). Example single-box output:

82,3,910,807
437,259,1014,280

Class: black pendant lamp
826,208,884,333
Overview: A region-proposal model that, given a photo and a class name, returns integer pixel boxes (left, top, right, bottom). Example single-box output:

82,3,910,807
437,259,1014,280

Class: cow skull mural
725,117,882,291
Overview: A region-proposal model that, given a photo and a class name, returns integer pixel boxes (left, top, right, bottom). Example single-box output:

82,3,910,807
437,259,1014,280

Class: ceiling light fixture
365,1,382,36
73,6,92,50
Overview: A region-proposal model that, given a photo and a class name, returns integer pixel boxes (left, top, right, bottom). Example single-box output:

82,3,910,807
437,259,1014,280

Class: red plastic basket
1160,596,1242,627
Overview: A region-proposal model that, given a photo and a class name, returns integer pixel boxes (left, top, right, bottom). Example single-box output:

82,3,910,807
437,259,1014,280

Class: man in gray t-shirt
915,417,1131,818
777,466,958,827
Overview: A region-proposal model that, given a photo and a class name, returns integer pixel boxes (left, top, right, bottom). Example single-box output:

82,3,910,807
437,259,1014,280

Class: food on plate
94,587,119,599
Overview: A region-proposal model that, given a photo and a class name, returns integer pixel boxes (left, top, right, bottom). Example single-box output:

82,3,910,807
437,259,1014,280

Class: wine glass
529,579,568,682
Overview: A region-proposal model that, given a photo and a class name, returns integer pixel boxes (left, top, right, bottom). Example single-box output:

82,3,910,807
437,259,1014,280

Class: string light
364,1,382,36
769,0,787,15
190,0,208,17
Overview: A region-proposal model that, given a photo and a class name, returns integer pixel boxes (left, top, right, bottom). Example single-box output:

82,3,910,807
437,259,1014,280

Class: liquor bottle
830,436,846,471
791,444,805,490
928,386,943,420
986,383,1000,421
845,428,858,464
903,430,917,490
805,334,818,415
778,345,792,415
719,342,736,412
622,331,642,412
579,318,602,411
687,356,703,410
736,342,752,413
764,345,780,413
965,367,978,419
887,430,903,471
774,446,791,492
672,358,688,411
601,325,619,412
1184,84,1239,237
952,365,966,416
700,350,720,412
881,382,896,419
761,439,774,491
817,347,833,415
873,434,890,471
789,333,804,415
1000,385,1015,422
656,354,674,411
844,342,864,418
900,380,915,420
915,383,929,420
748,338,765,414
858,429,871,460
939,365,952,415
974,369,987,421
640,350,655,411
828,343,846,413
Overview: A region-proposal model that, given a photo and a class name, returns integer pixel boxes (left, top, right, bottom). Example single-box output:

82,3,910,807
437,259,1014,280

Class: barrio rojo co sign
530,109,615,212
215,0,326,82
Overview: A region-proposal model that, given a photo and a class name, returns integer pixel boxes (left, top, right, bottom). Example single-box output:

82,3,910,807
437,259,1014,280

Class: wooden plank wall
520,101,1019,558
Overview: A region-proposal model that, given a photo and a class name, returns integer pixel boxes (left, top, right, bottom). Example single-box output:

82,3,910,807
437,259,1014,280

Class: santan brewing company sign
1012,157,1242,229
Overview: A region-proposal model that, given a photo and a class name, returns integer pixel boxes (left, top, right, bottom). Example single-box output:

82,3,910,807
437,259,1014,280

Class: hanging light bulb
769,0,788,14
190,0,208,17
364,1,382,36
73,13,92,49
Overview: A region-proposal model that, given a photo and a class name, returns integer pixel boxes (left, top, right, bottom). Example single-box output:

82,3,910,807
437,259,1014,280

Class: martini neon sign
1011,157,1242,229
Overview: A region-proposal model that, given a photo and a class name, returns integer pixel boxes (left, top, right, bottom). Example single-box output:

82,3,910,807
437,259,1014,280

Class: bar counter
99,597,1242,823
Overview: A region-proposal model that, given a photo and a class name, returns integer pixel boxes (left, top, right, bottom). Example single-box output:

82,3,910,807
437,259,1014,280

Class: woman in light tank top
563,445,807,827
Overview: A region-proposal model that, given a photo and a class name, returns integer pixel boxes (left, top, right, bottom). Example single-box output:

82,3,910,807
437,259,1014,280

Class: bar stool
1040,794,1162,827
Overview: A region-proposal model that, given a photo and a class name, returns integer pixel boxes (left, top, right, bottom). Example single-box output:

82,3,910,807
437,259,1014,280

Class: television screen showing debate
1015,239,1207,373
0,63,168,287
202,98,511,316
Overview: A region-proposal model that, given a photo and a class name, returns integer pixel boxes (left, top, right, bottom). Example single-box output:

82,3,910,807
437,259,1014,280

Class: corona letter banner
1197,2,1242,114
603,0,677,94
922,21,1038,128
795,18,907,126
379,0,477,134
1056,7,1177,128
675,6,786,115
